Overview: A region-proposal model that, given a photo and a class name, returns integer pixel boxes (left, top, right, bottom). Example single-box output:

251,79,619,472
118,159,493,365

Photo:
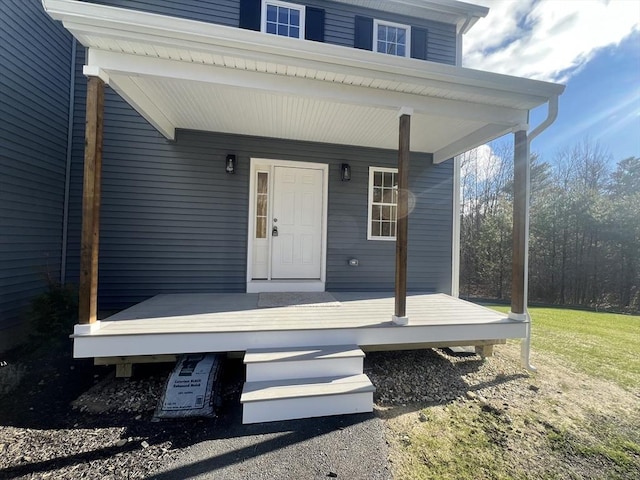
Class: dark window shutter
354,16,373,50
239,0,261,31
305,7,325,42
411,27,428,60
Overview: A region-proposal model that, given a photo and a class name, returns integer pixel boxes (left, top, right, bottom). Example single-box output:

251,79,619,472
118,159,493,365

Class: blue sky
464,0,640,166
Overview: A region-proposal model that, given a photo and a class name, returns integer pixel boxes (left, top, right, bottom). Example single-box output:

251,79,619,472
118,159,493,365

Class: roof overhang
43,0,564,163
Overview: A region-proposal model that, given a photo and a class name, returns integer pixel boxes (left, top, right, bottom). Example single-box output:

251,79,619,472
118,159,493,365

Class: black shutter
239,0,261,31
354,16,373,50
411,27,428,60
305,7,325,42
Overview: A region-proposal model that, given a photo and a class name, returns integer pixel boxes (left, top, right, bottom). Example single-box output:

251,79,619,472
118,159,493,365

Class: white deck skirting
72,293,525,358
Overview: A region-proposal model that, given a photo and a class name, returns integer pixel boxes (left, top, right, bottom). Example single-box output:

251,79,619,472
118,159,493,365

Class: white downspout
451,154,461,297
529,95,559,143
520,95,560,372
451,16,471,295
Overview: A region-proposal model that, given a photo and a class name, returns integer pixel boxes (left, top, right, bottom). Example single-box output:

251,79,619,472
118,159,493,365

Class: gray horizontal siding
0,0,73,334
82,0,239,26
84,0,456,65
326,153,453,292
66,74,452,310
321,0,457,64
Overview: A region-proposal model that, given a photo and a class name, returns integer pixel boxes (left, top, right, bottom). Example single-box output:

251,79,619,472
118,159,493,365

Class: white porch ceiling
43,0,565,162
110,73,485,154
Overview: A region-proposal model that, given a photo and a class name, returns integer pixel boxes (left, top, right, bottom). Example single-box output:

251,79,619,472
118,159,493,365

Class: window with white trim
368,167,398,240
261,0,305,39
374,19,410,57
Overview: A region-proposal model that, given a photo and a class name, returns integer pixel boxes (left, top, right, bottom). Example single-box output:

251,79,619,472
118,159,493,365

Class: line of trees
459,140,639,313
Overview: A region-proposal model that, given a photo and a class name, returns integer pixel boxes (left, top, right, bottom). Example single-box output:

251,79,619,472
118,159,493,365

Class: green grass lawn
388,306,640,480
490,305,640,390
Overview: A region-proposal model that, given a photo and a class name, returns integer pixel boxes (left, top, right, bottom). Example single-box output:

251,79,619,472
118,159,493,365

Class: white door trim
247,158,328,293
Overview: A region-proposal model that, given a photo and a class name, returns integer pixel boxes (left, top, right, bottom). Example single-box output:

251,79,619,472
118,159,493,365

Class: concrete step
241,374,375,424
244,345,364,382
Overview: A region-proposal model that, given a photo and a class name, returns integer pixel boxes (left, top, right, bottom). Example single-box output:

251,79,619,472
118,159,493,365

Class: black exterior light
226,154,237,174
340,163,351,181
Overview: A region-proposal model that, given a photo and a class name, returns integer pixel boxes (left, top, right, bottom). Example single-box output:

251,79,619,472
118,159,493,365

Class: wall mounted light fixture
226,154,237,174
340,163,351,181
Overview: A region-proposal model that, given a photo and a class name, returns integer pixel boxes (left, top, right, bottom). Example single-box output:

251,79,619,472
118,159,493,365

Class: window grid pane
290,9,300,26
265,3,302,38
256,172,269,239
267,5,277,22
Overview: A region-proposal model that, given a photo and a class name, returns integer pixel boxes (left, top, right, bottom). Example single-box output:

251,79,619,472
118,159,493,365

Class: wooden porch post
78,76,105,324
393,111,411,325
511,129,528,316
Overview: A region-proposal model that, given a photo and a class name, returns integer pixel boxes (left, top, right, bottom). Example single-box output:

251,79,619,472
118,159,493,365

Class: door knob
272,226,279,237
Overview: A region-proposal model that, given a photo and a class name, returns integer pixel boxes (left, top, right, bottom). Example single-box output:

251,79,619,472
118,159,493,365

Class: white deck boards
73,293,525,358
241,374,375,402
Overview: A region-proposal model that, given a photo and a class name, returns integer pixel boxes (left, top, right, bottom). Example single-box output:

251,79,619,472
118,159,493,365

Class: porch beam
433,123,518,164
78,76,105,324
510,129,529,316
393,110,411,325
106,75,176,140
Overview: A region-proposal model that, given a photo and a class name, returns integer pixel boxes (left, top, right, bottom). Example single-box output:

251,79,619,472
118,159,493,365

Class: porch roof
43,0,564,161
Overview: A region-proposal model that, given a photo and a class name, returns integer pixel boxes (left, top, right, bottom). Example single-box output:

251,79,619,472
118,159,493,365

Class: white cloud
464,0,640,83
460,144,503,183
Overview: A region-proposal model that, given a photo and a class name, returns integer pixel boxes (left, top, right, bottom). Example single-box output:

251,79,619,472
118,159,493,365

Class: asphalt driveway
150,406,391,480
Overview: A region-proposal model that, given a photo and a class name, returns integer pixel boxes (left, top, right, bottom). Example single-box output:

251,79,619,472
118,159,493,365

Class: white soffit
43,0,564,160
110,74,488,154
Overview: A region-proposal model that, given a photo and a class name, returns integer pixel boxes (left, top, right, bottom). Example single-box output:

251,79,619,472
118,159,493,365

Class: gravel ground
0,340,532,480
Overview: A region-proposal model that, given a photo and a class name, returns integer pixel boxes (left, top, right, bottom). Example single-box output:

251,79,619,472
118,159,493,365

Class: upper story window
355,16,428,61
261,1,305,39
374,20,410,57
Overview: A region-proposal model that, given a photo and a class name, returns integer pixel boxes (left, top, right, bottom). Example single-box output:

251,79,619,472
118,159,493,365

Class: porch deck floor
74,293,525,358
98,293,507,333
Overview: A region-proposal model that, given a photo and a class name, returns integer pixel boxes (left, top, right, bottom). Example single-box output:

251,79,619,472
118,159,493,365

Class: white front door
248,159,327,291
271,166,323,279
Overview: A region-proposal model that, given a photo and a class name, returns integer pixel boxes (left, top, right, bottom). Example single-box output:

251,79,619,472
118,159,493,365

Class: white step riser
246,357,363,382
242,392,374,424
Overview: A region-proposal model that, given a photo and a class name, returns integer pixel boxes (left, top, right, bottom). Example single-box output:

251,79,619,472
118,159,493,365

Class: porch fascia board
44,0,564,104
72,321,527,359
89,49,529,129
